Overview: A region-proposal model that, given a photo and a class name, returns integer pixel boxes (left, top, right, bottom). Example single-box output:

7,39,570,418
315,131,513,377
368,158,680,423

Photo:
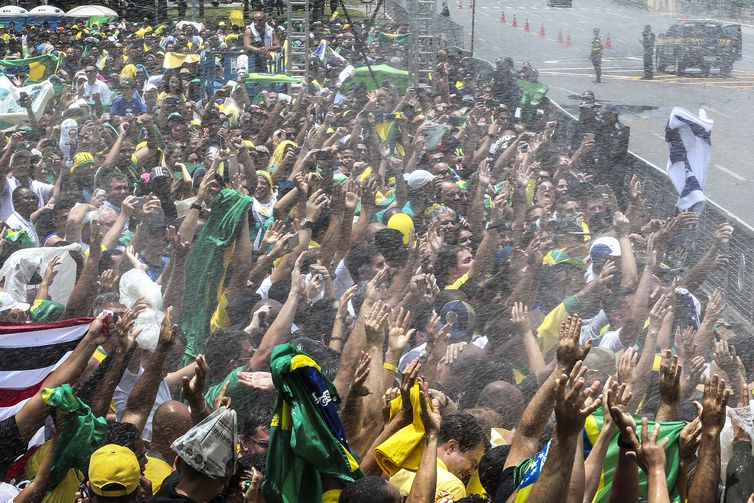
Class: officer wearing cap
641,25,656,79
589,28,603,83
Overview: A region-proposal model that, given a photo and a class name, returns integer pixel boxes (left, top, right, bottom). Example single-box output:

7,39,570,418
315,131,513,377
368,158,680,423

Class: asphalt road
447,0,754,225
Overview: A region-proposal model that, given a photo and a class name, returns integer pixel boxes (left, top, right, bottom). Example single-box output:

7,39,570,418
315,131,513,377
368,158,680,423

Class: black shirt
152,473,197,503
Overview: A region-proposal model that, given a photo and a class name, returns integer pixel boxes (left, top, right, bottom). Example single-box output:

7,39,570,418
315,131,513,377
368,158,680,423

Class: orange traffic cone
604,33,613,48
566,31,573,47
500,11,506,23
524,18,530,32
539,23,546,37
512,14,518,27
557,29,563,44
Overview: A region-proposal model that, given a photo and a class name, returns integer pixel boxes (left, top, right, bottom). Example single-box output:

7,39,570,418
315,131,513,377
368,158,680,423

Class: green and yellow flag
263,344,363,503
0,54,59,82
513,408,685,502
180,189,253,365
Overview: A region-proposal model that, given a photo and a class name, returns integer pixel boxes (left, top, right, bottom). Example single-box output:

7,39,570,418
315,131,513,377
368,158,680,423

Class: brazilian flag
512,407,686,502
263,344,363,503
0,54,59,82
180,189,253,365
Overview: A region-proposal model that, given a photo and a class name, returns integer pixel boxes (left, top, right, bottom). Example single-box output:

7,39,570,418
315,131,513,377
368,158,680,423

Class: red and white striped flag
0,318,93,422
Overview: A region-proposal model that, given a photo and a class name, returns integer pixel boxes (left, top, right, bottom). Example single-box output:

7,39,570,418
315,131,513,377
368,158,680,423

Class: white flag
0,75,54,128
665,107,713,214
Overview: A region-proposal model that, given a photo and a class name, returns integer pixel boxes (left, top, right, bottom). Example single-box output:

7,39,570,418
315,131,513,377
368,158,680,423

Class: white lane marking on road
703,107,734,119
549,84,585,96
715,164,747,181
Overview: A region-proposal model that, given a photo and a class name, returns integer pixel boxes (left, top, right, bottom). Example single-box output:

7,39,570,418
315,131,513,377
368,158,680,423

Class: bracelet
617,435,633,450
383,362,398,373
190,203,202,211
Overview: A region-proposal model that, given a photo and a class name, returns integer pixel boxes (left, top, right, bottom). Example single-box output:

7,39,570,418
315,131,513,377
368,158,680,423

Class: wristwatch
300,219,314,230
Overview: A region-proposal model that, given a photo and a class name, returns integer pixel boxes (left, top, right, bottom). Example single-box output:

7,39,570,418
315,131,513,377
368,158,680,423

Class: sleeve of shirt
203,367,242,409
536,295,584,353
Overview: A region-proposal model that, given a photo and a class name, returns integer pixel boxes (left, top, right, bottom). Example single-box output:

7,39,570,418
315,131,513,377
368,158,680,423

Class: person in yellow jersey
390,413,488,501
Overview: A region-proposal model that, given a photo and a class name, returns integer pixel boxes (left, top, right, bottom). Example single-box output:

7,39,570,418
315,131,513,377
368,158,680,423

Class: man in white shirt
82,65,113,104
5,186,40,247
0,149,53,222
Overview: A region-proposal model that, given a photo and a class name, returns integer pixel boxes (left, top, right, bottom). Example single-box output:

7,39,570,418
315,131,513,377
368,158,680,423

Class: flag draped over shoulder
263,343,363,503
0,54,59,81
180,189,253,365
665,107,713,214
513,408,686,502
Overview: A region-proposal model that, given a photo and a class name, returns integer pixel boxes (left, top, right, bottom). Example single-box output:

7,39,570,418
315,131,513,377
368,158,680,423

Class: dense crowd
0,6,751,503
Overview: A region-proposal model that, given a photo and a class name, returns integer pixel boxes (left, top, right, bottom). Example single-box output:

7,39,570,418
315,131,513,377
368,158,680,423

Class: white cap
403,170,435,190
0,292,30,313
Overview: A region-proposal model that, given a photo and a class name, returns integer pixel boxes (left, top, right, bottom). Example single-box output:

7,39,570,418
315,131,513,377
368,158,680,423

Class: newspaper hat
171,406,237,479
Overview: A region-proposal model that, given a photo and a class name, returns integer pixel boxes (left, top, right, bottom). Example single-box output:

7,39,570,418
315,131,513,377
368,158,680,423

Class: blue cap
439,300,477,342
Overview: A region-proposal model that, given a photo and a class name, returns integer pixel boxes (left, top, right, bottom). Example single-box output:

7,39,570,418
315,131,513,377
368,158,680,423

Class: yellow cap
387,213,414,245
256,170,273,188
70,151,94,173
88,444,141,497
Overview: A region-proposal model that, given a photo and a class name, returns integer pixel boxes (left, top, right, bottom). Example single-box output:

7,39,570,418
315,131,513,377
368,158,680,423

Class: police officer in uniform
590,28,603,83
641,25,656,79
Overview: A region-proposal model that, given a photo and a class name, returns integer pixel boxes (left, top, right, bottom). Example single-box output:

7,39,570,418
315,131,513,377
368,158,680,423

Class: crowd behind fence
381,0,754,329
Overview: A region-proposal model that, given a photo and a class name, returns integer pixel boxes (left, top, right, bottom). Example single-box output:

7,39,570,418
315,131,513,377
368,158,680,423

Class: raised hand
679,408,702,465
511,301,531,333
418,378,442,434
396,359,422,424
703,288,726,326
237,371,275,392
700,375,730,434
648,293,673,334
617,347,638,386
553,360,601,437
713,339,740,382
364,300,389,346
556,315,591,374
387,306,414,357
182,355,209,410
658,349,682,406
350,352,372,397
625,418,670,473
606,379,635,437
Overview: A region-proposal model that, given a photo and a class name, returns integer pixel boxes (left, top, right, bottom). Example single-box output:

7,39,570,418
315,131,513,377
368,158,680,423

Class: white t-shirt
6,211,39,247
83,79,113,104
0,176,53,222
113,367,172,442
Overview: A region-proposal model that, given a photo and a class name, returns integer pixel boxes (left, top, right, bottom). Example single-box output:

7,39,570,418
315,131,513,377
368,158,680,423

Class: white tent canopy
64,5,119,18
0,6,29,17
29,5,66,17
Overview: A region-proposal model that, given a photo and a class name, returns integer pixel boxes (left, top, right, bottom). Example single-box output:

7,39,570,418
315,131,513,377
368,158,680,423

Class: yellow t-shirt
390,458,466,501
144,453,173,494
444,272,470,290
25,441,83,503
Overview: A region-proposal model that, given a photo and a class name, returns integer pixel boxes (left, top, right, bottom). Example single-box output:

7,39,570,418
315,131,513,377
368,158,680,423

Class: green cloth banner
41,384,107,491
180,189,253,365
346,64,410,93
